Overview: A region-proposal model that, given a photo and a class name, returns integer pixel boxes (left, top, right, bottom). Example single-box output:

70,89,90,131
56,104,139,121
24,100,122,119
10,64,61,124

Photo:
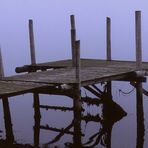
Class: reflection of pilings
39,105,74,111
84,86,101,98
2,97,14,143
82,96,101,106
44,121,74,145
106,82,112,99
136,82,145,148
0,48,14,143
40,125,82,136
82,114,102,123
33,93,41,148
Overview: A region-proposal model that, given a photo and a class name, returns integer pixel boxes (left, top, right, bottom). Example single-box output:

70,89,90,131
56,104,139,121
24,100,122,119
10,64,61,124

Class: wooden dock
0,10,147,98
0,59,147,97
0,11,147,147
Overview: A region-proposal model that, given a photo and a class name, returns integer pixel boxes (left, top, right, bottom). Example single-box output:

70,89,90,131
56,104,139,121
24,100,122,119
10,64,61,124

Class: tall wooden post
0,48,14,143
29,19,36,65
135,11,142,69
106,17,111,61
73,40,82,147
28,19,41,146
135,11,144,148
106,17,112,96
136,82,144,148
70,15,77,66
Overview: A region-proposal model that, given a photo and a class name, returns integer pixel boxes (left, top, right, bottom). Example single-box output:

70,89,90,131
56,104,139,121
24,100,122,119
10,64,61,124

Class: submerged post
70,15,76,66
135,11,142,69
0,48,14,143
73,40,81,146
29,19,36,65
106,17,111,61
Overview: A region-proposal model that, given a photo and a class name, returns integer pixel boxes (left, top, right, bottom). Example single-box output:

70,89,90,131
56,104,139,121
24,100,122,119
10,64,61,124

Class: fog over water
0,1,148,148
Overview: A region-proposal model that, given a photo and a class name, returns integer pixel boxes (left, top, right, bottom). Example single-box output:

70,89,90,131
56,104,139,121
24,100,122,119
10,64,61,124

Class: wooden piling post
135,11,142,69
73,40,82,146
29,20,41,145
29,19,36,65
0,48,14,142
70,15,76,66
106,17,111,61
106,17,112,96
136,82,144,148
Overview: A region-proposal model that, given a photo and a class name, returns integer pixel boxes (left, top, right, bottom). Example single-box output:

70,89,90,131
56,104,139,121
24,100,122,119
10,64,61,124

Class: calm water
0,81,148,148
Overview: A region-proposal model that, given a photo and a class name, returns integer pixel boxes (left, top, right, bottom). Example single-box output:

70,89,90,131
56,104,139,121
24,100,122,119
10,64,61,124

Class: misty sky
0,1,147,75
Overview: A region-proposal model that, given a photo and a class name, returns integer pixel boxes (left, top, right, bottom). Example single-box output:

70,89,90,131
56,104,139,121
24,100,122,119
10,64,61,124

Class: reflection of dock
0,11,146,147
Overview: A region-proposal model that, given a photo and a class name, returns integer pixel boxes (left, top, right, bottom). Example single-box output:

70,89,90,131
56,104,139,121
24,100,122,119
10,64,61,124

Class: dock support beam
0,48,14,143
70,15,77,66
135,11,142,69
73,40,82,147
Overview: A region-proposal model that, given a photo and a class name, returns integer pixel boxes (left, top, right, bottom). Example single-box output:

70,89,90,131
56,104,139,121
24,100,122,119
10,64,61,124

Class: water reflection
0,82,145,148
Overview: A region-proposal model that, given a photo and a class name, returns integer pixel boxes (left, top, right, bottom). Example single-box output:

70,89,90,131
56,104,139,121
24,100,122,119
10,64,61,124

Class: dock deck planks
15,59,148,73
1,59,148,97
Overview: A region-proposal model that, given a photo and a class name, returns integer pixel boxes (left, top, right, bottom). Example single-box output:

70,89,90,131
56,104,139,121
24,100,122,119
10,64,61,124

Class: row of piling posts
105,11,144,147
0,48,14,143
28,19,41,147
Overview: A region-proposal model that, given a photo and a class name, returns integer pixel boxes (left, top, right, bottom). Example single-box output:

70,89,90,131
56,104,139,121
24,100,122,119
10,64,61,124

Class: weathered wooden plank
15,59,148,73
4,66,136,86
0,81,49,97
